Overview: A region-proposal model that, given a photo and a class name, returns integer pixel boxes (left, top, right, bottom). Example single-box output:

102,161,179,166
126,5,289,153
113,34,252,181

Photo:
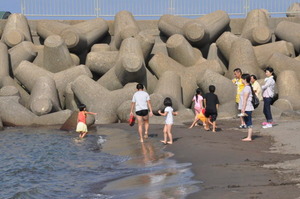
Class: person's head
79,104,86,111
265,66,277,81
136,83,144,90
209,85,216,93
233,68,242,79
164,97,172,107
241,73,251,85
250,74,257,84
196,88,202,95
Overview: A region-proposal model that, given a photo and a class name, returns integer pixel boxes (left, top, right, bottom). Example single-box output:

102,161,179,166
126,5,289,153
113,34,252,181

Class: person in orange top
76,104,97,138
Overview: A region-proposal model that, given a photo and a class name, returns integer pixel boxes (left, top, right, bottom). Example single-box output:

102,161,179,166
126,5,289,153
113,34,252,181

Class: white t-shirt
164,106,174,124
193,95,203,109
238,85,254,111
132,91,150,112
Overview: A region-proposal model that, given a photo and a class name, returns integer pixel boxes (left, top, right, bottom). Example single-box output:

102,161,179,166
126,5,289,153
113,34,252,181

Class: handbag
128,115,135,126
251,90,260,109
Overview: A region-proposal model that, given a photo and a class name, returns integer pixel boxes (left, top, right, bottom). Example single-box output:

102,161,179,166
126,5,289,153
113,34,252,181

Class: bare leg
137,116,144,142
189,115,199,129
81,132,88,138
240,116,245,126
212,121,216,132
204,118,210,131
143,115,149,138
160,124,167,144
242,127,253,141
166,124,173,144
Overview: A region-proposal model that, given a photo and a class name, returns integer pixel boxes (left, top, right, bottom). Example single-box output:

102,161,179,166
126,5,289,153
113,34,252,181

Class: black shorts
136,109,149,116
204,111,218,122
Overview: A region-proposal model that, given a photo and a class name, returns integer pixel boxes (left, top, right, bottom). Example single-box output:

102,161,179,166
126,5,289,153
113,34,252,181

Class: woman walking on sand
130,83,153,143
261,67,276,129
238,74,254,141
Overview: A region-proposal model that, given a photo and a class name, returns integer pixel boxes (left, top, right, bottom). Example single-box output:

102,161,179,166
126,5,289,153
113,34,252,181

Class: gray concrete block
275,21,300,53
1,14,32,47
71,75,136,124
29,76,61,116
0,42,9,81
8,41,37,74
43,35,74,73
241,9,271,45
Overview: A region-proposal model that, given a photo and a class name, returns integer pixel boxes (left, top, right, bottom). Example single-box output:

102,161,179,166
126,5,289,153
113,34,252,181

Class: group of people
75,67,276,143
232,67,276,141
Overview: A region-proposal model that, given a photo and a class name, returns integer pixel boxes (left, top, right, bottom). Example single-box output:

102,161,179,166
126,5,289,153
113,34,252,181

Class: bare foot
242,138,252,142
212,130,216,133
144,134,148,139
167,141,173,144
140,139,144,143
204,127,210,131
189,126,193,129
160,140,167,144
195,123,199,126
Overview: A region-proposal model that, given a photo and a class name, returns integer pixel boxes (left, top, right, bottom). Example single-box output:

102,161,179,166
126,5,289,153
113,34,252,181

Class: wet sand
105,118,300,199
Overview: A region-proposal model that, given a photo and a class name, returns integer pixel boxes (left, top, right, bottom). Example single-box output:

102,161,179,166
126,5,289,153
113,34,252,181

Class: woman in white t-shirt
158,97,178,145
130,84,153,143
238,74,254,142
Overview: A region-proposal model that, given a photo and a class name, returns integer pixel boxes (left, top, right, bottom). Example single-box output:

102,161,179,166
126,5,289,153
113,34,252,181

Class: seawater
0,125,200,199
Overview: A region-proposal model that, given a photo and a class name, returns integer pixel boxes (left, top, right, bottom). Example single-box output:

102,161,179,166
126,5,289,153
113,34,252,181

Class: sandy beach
112,116,300,199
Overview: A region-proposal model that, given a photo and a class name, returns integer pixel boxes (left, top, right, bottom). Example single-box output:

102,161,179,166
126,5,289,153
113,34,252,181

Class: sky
0,0,296,20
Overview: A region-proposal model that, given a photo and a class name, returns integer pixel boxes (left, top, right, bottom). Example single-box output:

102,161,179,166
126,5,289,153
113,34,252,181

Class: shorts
197,112,206,123
244,111,253,128
204,111,217,122
136,109,149,116
76,122,87,132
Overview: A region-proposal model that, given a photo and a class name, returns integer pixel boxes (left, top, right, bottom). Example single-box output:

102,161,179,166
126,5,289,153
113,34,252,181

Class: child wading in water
76,104,97,138
158,97,178,144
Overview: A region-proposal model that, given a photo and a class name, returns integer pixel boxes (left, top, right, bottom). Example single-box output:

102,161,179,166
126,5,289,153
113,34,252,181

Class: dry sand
145,118,300,199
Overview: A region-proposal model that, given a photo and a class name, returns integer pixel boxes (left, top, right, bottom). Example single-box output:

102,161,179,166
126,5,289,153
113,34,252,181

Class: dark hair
136,83,144,90
164,97,172,107
233,68,242,73
241,73,251,84
195,88,202,101
209,85,216,93
265,67,277,82
250,74,257,80
78,104,86,111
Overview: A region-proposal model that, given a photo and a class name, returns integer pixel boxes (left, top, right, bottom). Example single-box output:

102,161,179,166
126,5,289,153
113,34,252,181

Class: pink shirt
193,95,203,109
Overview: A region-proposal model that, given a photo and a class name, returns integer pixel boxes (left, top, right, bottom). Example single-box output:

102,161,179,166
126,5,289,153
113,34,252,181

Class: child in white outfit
158,97,178,144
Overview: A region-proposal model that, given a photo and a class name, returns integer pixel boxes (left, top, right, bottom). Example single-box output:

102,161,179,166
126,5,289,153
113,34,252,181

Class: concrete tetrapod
275,21,300,53
197,69,237,118
1,76,30,107
8,41,37,75
253,41,295,70
226,38,263,79
207,43,228,75
215,31,239,61
97,37,157,93
267,52,300,81
14,61,93,108
43,35,74,73
71,75,136,124
1,13,32,47
158,14,191,37
29,76,61,116
0,42,9,82
276,70,300,111
183,10,230,45
241,9,271,45
148,52,222,108
287,3,300,17
60,18,109,54
150,71,183,113
110,10,140,50
166,34,204,67
86,51,119,76
36,20,71,39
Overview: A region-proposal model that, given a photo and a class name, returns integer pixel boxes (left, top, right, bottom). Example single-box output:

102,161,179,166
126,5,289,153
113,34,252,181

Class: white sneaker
262,124,272,128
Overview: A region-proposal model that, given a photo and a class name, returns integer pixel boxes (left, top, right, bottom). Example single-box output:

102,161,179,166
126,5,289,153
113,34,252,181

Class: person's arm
130,102,135,116
147,100,153,117
86,111,97,115
158,110,167,116
203,98,207,109
173,111,178,116
241,91,250,113
261,78,271,90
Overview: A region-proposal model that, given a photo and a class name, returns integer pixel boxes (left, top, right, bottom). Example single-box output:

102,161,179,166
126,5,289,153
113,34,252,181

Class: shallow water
0,125,200,199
